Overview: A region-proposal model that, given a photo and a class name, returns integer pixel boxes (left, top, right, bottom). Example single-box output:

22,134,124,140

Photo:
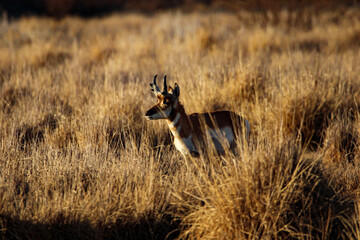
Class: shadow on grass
0,213,180,240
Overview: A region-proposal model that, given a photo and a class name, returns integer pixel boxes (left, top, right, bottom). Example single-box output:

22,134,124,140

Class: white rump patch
208,126,234,143
206,126,234,153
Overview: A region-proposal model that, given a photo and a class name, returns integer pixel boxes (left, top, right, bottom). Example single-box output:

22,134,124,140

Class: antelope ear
173,83,180,98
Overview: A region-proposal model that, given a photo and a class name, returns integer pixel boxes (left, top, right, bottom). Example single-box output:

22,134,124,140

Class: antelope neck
166,102,192,138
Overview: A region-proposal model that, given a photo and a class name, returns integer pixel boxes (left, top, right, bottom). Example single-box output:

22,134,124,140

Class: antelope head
145,75,180,120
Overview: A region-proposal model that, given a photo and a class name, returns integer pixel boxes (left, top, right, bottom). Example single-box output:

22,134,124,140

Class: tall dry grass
1,7,360,239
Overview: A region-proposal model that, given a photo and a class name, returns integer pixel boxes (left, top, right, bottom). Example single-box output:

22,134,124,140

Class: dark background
1,0,359,18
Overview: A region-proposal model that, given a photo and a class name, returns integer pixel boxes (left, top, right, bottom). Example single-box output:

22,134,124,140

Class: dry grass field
1,6,360,239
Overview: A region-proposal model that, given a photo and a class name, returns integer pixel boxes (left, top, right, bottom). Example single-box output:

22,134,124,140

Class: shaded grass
179,140,355,239
1,213,180,240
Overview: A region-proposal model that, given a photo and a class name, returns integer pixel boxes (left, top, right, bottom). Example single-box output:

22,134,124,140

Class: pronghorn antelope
145,75,250,157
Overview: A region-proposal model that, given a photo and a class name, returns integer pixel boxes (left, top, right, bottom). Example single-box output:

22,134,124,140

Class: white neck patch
168,113,180,128
174,133,197,156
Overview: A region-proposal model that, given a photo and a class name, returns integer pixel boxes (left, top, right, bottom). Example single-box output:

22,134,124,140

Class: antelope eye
163,99,170,105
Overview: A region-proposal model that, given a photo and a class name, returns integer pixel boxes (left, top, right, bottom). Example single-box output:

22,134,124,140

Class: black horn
150,74,161,93
163,75,168,93
153,74,158,86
